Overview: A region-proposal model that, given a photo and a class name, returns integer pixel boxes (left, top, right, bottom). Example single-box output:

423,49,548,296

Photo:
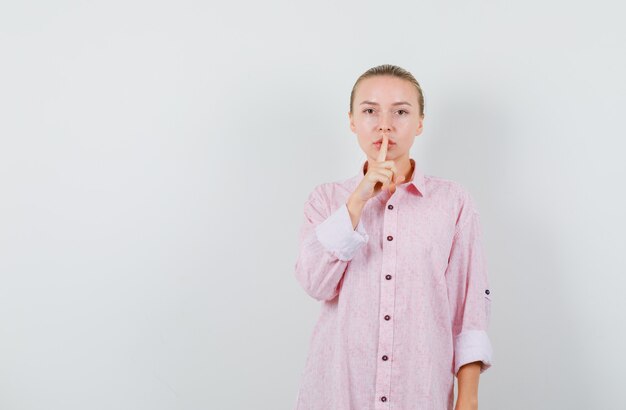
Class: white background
1,1,625,409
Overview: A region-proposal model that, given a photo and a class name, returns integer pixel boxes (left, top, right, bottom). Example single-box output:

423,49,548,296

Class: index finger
376,133,389,162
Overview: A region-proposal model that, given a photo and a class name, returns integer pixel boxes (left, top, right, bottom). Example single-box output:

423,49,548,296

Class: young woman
293,64,493,410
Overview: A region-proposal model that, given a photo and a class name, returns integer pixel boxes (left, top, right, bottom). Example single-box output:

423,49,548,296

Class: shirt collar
359,157,426,197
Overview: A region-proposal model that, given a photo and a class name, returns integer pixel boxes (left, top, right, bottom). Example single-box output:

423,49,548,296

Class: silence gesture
350,133,406,204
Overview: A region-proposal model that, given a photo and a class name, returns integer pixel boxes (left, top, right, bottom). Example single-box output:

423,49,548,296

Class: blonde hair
349,64,425,118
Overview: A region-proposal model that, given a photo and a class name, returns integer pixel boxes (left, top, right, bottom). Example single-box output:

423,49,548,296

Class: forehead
355,75,418,103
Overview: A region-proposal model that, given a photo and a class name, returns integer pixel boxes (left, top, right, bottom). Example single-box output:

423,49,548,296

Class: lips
374,138,395,145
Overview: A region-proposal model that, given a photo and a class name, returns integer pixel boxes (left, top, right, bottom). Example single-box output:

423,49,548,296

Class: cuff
314,203,369,261
454,329,493,376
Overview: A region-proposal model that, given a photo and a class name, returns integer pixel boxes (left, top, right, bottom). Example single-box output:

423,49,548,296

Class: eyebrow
359,100,412,107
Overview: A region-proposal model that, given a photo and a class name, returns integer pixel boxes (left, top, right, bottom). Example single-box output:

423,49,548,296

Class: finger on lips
378,133,398,193
376,132,388,163
377,133,390,191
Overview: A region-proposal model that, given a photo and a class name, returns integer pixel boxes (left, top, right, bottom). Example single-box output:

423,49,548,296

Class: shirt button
387,235,393,241
382,355,388,361
485,289,490,295
381,396,387,402
384,315,391,320
385,274,392,280
387,204,393,210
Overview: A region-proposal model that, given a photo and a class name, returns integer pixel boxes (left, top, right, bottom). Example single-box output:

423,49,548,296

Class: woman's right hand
350,133,406,204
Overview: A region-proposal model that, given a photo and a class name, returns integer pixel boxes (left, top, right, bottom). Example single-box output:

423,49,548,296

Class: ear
415,116,424,136
349,111,356,133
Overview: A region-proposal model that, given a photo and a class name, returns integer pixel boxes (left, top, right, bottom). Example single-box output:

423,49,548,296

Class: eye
397,109,409,115
363,108,375,114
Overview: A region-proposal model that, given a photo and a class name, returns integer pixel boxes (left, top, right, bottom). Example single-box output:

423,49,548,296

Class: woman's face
349,75,424,162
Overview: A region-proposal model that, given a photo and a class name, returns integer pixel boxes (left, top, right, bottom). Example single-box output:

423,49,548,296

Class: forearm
346,194,366,230
456,361,481,409
295,197,369,301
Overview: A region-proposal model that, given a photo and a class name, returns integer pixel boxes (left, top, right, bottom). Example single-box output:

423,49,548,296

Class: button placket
375,198,399,408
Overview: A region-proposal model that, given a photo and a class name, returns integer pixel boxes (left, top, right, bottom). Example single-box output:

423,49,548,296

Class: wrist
346,194,366,231
456,396,478,407
347,193,366,209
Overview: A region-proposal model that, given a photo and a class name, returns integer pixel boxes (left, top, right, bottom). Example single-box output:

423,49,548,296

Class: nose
378,112,392,133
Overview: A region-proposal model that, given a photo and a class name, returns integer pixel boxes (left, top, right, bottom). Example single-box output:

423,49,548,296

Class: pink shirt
293,158,493,410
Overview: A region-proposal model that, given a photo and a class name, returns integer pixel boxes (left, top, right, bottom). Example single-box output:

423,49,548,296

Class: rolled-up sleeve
314,200,369,261
445,193,494,377
294,185,369,301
